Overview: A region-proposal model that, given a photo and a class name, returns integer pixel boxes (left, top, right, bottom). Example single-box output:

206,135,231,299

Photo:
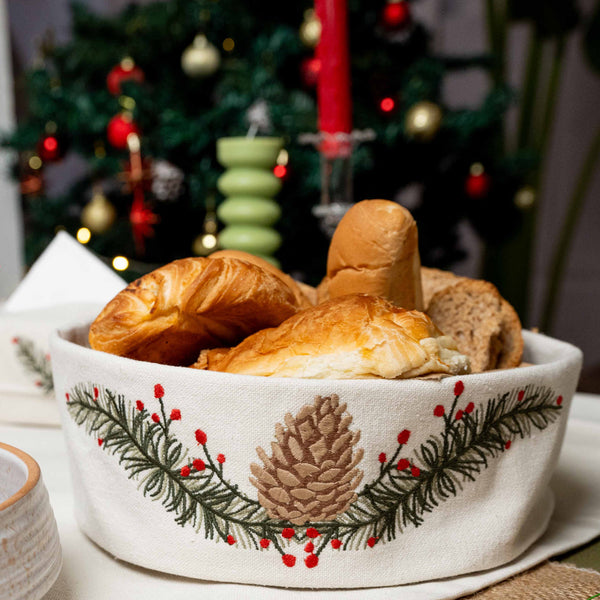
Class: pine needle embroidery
66,381,563,568
12,336,54,394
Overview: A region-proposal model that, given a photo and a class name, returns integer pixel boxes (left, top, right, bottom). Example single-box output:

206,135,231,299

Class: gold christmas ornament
514,185,536,210
81,189,117,234
250,394,364,525
299,9,321,48
405,101,443,141
181,34,221,78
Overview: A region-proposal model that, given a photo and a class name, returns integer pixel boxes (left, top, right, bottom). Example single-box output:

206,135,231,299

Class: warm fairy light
222,37,235,52
76,227,91,244
276,148,289,166
380,97,395,112
43,136,58,153
112,256,129,271
202,233,218,249
274,165,287,178
28,155,43,170
470,162,485,176
119,95,136,110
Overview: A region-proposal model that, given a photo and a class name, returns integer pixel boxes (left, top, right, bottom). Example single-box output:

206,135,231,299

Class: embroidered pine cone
250,394,364,525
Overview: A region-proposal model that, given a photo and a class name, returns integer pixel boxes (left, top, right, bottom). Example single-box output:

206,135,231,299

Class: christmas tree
4,0,596,326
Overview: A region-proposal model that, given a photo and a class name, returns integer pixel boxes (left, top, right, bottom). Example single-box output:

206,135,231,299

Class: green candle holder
216,137,284,266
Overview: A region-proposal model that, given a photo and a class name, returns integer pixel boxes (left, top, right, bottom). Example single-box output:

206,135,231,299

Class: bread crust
194,294,470,379
326,200,424,310
89,256,305,365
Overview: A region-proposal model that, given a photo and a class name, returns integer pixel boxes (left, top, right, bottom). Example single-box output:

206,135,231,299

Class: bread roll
89,256,305,365
426,279,523,372
326,200,424,310
194,294,470,379
209,249,315,309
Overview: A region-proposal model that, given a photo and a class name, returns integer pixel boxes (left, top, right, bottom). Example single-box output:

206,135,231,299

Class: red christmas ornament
282,527,295,539
273,164,287,179
170,409,181,420
305,554,319,568
331,539,342,549
381,0,411,31
301,56,321,87
107,113,140,149
38,134,63,162
136,400,144,411
195,429,207,445
379,97,395,113
454,381,464,396
282,554,296,567
193,459,206,471
433,405,445,417
397,429,411,445
260,538,270,548
106,58,145,95
465,164,491,199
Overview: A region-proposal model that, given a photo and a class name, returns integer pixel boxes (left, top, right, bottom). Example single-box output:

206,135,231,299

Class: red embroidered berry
378,452,387,463
282,527,295,539
151,413,160,423
94,387,99,400
454,381,464,396
195,429,207,445
193,459,206,471
227,535,236,545
305,554,319,568
154,384,165,398
11,337,19,344
397,429,411,445
65,393,70,402
304,541,314,553
180,465,191,477
557,395,563,406
331,539,342,549
282,554,296,567
411,466,421,477
260,538,270,548
367,537,378,547
306,527,320,538
397,458,410,470
97,438,104,446
465,402,475,414
136,400,144,411
505,440,512,450
170,408,181,420
45,354,51,361
217,453,226,464
455,410,464,420
518,390,525,402
35,380,42,387
434,405,445,417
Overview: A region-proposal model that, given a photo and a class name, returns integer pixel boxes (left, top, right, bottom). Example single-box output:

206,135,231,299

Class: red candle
315,0,352,138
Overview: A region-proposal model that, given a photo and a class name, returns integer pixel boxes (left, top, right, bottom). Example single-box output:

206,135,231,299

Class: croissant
89,256,305,365
192,294,470,379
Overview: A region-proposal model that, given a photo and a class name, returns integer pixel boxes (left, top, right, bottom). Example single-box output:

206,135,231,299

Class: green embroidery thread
12,336,54,394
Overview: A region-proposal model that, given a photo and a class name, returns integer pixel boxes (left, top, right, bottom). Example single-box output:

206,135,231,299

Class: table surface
1,393,599,599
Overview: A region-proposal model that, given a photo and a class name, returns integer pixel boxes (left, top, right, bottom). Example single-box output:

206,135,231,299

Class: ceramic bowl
50,327,582,589
0,443,62,600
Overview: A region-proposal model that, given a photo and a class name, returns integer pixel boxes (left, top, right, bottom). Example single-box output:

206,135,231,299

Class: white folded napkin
0,232,126,426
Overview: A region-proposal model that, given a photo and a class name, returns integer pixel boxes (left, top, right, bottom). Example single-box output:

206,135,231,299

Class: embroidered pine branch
66,383,294,553
302,383,563,556
13,336,53,393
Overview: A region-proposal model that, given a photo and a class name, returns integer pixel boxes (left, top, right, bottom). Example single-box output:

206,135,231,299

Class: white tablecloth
1,394,599,600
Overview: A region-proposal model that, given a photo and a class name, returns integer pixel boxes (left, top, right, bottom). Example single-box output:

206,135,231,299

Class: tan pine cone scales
250,395,364,525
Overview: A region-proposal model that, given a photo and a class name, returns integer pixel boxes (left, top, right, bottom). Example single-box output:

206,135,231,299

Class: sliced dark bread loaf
426,279,522,373
421,267,465,310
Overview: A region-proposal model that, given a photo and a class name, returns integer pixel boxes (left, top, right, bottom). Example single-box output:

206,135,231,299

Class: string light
76,227,91,244
42,136,58,154
202,233,218,249
274,165,287,178
112,256,129,271
222,38,235,52
28,155,43,170
380,97,395,113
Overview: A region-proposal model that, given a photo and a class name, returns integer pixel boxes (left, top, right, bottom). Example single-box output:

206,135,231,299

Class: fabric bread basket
50,324,582,589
